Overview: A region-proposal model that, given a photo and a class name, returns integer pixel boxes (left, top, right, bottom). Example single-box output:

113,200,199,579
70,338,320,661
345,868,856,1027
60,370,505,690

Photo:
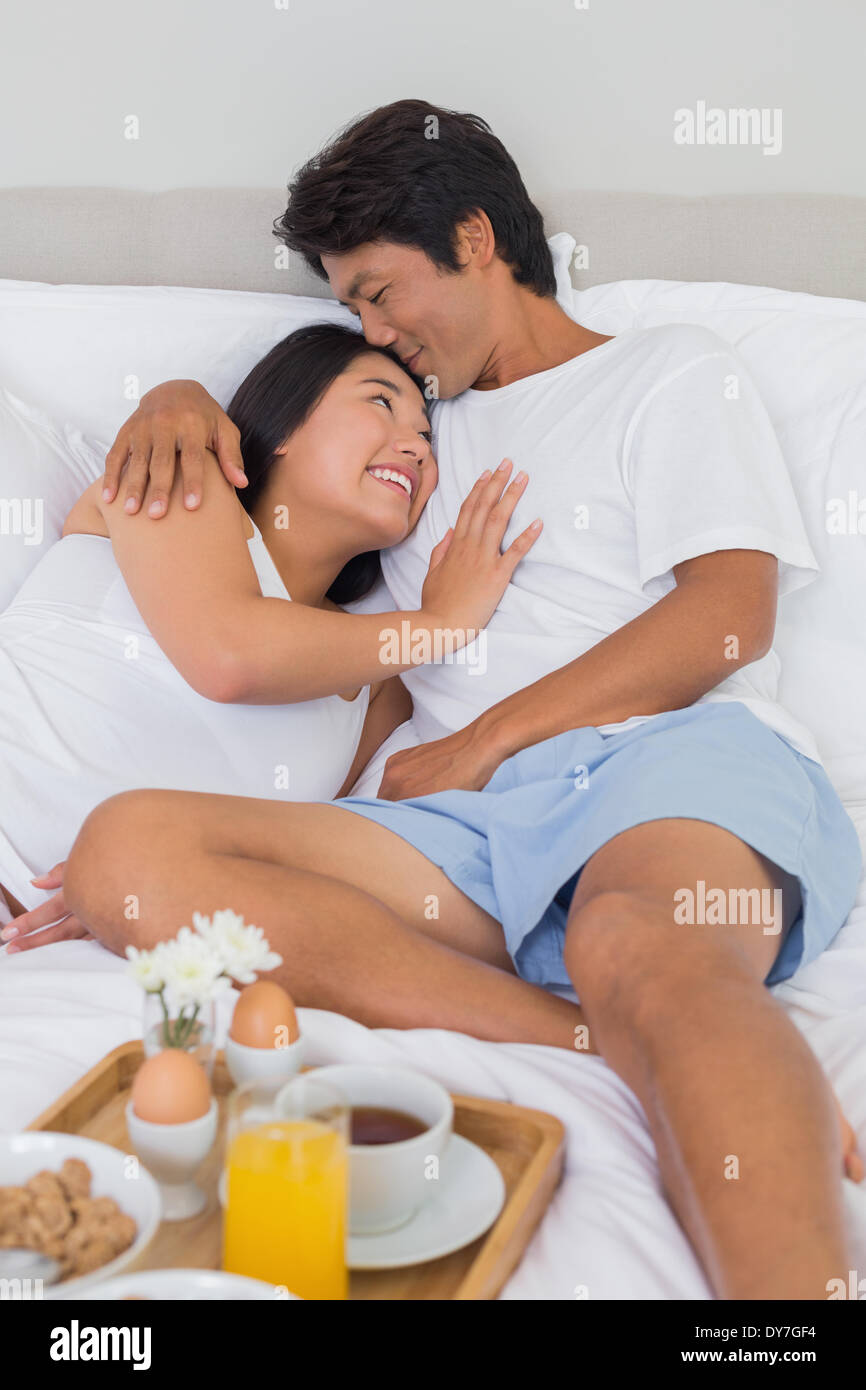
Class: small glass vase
142,992,216,1080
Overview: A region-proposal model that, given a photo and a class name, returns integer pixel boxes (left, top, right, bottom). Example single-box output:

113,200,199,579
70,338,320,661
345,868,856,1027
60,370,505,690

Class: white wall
1,0,863,195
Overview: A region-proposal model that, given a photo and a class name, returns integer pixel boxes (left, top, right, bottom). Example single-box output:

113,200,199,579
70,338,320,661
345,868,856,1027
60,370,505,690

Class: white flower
192,908,282,984
125,944,166,993
158,926,233,1009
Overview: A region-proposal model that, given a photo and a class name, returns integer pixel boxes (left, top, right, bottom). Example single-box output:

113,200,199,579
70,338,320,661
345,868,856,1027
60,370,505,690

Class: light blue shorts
328,702,862,992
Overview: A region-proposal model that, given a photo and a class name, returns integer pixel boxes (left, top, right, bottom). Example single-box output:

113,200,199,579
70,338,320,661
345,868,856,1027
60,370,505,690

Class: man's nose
359,308,397,348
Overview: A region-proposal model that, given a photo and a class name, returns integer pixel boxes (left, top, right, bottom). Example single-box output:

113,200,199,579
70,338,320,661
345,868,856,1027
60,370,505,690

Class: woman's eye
372,392,393,411
369,287,387,305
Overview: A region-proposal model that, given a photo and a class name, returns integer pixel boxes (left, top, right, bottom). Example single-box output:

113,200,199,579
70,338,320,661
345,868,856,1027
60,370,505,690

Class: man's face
321,241,491,401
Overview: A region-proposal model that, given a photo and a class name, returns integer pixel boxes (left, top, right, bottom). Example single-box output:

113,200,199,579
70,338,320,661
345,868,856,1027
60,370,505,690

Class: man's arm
378,548,778,798
478,547,778,759
102,380,247,515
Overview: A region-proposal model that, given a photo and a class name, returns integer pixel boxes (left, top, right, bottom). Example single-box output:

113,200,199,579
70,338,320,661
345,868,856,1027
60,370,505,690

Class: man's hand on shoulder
101,379,248,519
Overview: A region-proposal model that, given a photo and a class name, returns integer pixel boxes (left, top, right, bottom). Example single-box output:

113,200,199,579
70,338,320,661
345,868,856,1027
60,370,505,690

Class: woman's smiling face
268,351,438,550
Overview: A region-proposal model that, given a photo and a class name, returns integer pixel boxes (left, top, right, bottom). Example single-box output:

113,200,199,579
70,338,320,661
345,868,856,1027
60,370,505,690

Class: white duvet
2,806,866,1300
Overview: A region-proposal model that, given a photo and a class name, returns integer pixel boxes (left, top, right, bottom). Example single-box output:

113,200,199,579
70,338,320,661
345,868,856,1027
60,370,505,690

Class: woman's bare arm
97,449,539,706
97,464,428,702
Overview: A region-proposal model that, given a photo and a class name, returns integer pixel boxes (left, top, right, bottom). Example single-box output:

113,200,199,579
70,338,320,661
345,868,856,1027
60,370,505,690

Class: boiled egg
130,1049,212,1124
229,980,299,1049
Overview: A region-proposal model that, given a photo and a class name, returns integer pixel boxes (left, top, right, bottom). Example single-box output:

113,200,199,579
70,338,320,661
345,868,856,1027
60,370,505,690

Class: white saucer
218,1134,505,1270
348,1135,506,1269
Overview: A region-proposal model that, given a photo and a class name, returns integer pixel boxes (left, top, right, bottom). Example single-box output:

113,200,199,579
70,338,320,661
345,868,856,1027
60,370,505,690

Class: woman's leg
64,789,593,1052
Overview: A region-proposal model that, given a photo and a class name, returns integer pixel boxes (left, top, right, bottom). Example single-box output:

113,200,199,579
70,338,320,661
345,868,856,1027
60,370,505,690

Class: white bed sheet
2,809,866,1299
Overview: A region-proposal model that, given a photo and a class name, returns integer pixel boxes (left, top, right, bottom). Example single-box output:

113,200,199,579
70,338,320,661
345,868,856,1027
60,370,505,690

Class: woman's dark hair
226,321,428,605
273,99,556,299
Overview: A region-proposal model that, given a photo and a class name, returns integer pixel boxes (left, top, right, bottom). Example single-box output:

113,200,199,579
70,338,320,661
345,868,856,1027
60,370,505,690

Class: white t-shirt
378,323,823,764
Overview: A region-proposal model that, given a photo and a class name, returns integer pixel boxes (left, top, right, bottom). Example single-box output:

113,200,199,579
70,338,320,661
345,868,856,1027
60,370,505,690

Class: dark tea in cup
350,1106,428,1146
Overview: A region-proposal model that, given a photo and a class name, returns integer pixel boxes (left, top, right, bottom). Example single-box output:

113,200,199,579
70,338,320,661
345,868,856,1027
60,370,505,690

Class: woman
0,322,538,927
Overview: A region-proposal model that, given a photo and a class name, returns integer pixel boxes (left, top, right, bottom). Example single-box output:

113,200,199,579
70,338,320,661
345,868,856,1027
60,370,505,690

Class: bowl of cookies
0,1132,161,1296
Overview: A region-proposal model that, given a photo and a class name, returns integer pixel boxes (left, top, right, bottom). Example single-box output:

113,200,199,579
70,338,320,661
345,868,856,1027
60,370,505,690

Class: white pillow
567,272,866,803
0,234,576,613
0,236,576,443
0,387,105,610
0,283,351,443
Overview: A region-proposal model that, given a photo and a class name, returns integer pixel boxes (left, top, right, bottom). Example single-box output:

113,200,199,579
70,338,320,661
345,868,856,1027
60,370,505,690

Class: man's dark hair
273,99,556,299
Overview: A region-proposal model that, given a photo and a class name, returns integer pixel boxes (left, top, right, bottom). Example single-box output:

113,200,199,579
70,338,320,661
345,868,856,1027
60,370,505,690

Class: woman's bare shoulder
204,448,255,539
62,455,254,541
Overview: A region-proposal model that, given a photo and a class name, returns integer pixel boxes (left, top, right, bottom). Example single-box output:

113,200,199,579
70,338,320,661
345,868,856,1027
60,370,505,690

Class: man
11,101,863,1297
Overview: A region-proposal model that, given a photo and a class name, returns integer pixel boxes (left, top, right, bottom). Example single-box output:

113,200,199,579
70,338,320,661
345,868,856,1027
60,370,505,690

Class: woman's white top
0,518,370,908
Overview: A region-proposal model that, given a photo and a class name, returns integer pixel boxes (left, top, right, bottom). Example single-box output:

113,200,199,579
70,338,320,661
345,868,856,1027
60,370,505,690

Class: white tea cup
305,1064,452,1235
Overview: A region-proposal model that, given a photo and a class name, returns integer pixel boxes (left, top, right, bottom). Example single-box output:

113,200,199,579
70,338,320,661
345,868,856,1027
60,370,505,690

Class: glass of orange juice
222,1074,349,1300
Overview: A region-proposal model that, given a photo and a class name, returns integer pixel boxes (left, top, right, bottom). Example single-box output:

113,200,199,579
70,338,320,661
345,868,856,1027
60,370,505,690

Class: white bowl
0,1131,162,1297
52,1268,300,1300
224,1032,305,1086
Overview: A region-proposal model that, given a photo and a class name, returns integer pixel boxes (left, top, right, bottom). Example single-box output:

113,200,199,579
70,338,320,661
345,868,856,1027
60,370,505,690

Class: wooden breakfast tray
26,1040,566,1300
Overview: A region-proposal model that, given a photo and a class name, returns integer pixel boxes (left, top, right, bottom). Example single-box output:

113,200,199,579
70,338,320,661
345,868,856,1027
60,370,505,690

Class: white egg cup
125,1098,218,1221
224,1032,306,1087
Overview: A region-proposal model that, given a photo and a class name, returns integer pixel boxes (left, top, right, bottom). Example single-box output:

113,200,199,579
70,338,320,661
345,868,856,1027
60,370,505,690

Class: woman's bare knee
65,790,183,947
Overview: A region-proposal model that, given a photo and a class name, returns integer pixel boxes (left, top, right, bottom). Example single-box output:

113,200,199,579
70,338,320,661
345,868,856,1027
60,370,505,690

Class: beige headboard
1,187,865,302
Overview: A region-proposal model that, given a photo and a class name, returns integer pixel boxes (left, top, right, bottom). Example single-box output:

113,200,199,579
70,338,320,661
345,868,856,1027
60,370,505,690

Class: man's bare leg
63,789,591,1051
562,817,850,1300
